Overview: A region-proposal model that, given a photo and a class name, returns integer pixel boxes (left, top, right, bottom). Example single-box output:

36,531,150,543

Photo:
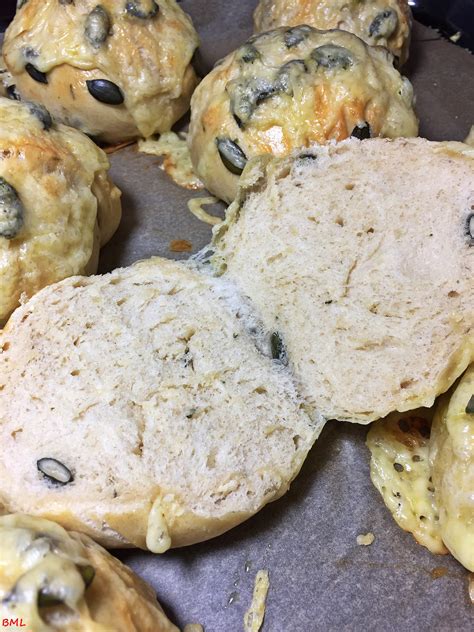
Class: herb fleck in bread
0,258,321,551
213,138,474,423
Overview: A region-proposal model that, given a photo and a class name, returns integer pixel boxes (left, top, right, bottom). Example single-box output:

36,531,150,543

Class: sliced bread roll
0,258,321,551
212,138,474,423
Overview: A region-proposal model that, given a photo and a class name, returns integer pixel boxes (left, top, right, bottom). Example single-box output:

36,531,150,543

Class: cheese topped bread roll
3,0,199,143
0,97,121,324
188,27,417,202
254,0,411,65
0,514,178,631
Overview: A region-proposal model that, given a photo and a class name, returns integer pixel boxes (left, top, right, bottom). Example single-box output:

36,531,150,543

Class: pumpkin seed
275,59,307,95
37,458,74,485
125,0,159,19
59,0,74,4
26,101,53,131
351,122,371,140
284,25,312,48
466,394,474,414
17,0,28,8
270,332,288,364
466,213,474,244
78,564,95,588
216,138,247,175
85,5,111,49
229,77,276,126
236,44,260,64
369,9,398,39
25,63,48,84
0,177,24,240
6,84,21,101
311,44,354,70
86,79,124,105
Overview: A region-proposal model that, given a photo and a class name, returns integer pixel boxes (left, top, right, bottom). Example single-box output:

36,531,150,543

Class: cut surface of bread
0,258,320,551
213,138,474,423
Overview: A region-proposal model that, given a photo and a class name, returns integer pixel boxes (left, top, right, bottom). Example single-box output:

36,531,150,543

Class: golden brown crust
0,97,121,322
3,0,199,143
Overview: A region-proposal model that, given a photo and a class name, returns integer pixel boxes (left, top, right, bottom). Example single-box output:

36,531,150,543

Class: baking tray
3,2,474,630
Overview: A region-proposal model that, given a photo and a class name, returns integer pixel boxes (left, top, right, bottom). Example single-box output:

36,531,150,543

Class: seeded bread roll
188,26,417,202
0,97,121,324
212,138,474,423
3,0,199,144
254,0,411,65
0,514,178,631
0,258,320,551
429,366,474,571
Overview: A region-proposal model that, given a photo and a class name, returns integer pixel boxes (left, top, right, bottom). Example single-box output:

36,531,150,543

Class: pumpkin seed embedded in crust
125,0,159,19
216,138,247,175
25,63,48,84
0,177,24,240
85,5,111,49
86,79,124,105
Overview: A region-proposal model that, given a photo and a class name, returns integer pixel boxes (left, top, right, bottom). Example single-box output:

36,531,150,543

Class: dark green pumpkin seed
393,462,404,472
229,77,276,126
275,59,307,95
6,84,21,101
270,332,288,364
59,0,74,4
311,45,354,70
237,44,260,64
26,101,53,130
216,138,247,175
351,122,371,140
37,458,74,485
125,0,159,19
466,394,474,414
86,79,124,105
25,63,48,84
38,590,64,608
78,565,95,589
85,6,111,49
466,214,474,244
0,177,24,240
369,9,398,39
284,25,312,48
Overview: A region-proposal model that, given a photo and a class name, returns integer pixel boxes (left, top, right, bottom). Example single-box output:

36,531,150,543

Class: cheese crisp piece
367,410,448,554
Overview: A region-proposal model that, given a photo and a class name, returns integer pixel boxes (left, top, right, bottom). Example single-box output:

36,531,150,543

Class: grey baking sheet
96,4,474,631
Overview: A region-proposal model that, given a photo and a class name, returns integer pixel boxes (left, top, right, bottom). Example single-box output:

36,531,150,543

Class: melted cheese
356,532,375,546
187,197,222,226
244,569,270,632
0,515,93,631
429,366,474,571
146,498,172,554
367,410,448,554
138,133,204,190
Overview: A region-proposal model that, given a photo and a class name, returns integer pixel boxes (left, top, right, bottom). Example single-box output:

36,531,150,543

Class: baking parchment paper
95,4,474,630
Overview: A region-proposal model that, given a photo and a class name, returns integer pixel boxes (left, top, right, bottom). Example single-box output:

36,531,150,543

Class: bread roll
188,27,417,202
212,138,474,423
0,258,321,551
0,97,121,323
0,514,177,631
3,0,199,143
254,0,411,65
